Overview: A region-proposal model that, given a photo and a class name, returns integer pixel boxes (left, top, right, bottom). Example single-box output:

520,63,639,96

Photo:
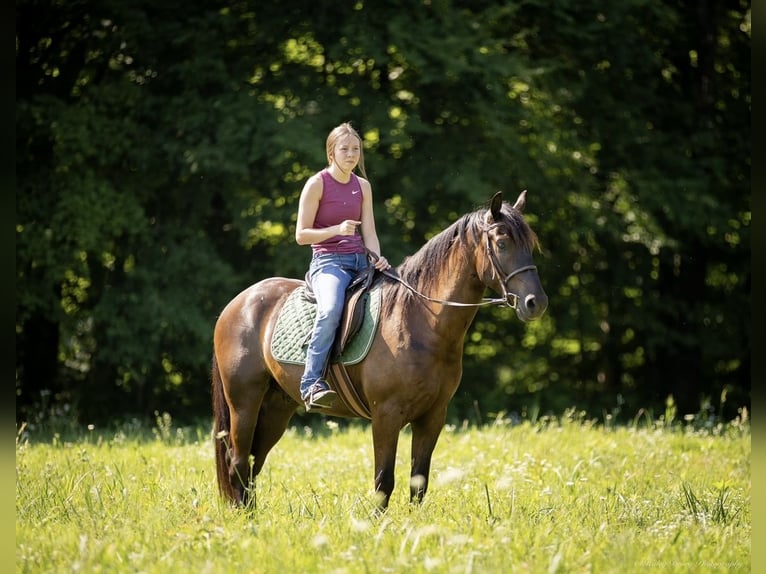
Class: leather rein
369,222,537,309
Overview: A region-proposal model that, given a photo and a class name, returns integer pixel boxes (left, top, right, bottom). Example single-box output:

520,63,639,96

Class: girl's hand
373,255,391,271
338,220,361,235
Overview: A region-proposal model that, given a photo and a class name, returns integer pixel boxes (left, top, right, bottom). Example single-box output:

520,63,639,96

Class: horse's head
480,191,548,321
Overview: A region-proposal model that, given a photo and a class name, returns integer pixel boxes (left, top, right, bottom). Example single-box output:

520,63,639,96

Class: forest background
16,0,751,428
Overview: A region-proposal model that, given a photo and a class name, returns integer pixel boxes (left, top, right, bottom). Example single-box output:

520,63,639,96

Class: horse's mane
382,200,539,314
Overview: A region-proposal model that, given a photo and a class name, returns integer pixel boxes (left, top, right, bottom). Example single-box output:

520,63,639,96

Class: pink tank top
311,169,365,255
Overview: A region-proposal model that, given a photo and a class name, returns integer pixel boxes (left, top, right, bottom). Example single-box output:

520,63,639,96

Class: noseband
484,222,538,309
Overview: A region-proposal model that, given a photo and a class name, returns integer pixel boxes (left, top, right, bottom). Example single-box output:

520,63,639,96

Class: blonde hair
326,122,368,179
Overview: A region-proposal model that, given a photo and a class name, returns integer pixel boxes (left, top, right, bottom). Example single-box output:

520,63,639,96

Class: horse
211,190,548,509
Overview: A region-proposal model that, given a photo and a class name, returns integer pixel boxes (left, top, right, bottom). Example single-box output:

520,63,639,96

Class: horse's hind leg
250,385,297,478
225,384,296,509
222,378,296,507
226,384,266,505
409,407,448,503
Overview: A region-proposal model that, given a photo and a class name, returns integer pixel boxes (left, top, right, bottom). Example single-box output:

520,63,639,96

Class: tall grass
16,411,750,573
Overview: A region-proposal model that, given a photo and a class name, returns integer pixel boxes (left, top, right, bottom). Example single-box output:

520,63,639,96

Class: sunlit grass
16,414,750,573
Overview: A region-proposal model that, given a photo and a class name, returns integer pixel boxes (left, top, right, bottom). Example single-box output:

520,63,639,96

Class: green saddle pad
271,284,381,365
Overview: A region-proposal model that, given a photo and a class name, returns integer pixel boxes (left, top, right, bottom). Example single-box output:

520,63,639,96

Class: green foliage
16,418,750,573
16,0,750,424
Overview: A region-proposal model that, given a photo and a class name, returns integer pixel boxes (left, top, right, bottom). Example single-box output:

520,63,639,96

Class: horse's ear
512,190,527,212
488,191,503,222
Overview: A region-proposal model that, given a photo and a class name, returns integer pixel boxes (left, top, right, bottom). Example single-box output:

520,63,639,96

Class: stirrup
302,381,336,410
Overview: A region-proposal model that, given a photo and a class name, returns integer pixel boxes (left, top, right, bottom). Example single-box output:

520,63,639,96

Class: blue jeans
300,252,369,395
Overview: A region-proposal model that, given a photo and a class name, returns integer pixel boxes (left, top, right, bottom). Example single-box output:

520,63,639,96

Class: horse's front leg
409,407,447,504
371,414,403,511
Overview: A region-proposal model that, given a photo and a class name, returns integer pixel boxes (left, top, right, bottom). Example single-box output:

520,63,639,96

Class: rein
368,223,537,309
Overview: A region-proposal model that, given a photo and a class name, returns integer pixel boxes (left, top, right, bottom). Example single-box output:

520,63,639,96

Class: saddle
303,263,378,359
301,263,379,420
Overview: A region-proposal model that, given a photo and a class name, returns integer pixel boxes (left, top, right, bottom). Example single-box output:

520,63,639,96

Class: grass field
16,411,750,573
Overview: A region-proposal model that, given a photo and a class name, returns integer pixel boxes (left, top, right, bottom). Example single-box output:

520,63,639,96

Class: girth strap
327,362,372,419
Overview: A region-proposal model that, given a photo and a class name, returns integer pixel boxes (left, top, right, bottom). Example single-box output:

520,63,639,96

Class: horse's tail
211,352,236,502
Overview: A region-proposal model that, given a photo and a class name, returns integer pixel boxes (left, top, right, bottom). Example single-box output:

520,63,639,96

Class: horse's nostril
525,294,536,310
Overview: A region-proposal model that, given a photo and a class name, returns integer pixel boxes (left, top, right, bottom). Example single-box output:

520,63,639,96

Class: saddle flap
333,290,368,358
333,265,377,357
302,263,377,356
303,271,316,304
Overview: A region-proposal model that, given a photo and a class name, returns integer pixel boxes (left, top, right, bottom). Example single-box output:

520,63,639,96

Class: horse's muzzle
517,291,548,321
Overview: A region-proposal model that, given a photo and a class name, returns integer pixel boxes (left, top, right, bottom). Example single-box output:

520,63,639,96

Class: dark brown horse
211,191,548,509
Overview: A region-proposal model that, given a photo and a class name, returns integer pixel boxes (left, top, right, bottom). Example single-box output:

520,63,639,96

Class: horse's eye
497,240,507,251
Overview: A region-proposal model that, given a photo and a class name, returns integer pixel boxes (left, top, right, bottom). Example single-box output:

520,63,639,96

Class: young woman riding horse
212,190,548,509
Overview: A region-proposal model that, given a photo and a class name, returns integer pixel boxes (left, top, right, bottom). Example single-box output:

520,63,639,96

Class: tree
16,0,750,425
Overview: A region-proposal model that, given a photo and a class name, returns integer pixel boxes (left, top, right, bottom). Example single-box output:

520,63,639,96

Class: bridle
482,222,538,309
371,222,537,309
